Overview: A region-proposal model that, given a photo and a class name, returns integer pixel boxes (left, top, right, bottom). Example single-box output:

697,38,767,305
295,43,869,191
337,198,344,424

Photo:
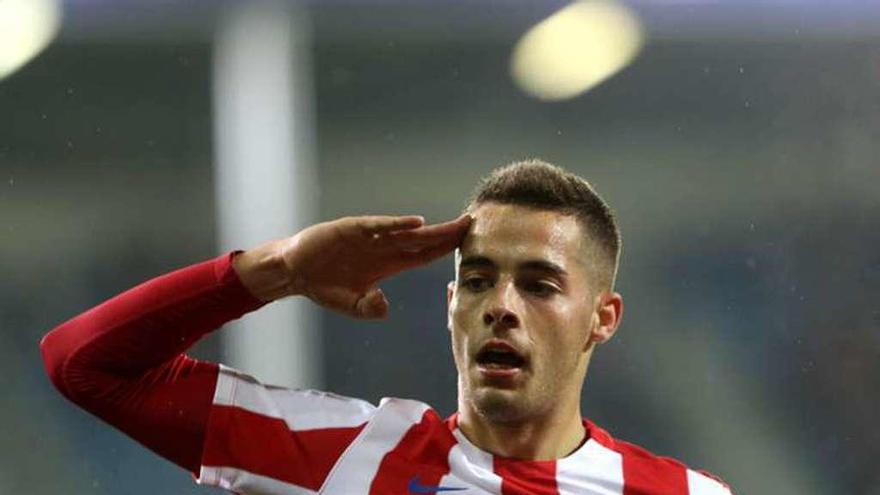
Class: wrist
232,240,298,302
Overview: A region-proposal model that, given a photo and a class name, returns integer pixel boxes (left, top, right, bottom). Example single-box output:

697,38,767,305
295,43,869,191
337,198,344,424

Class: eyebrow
458,255,568,278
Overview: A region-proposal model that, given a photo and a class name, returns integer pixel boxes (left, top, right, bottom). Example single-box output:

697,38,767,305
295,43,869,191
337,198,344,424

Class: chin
470,387,531,424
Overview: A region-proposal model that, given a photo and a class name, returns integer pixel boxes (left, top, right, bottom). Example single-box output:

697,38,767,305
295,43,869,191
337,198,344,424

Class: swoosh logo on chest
408,476,467,493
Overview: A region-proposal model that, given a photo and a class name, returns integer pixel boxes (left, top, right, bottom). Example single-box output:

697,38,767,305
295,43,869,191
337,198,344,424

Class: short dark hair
465,159,621,290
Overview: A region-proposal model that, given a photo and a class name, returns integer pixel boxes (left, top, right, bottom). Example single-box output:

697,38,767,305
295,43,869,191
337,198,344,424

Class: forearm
40,252,264,389
39,252,266,472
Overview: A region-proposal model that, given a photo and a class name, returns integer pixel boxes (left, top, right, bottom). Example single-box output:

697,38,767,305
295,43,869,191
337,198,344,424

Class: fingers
354,287,389,320
397,225,467,269
308,285,390,320
358,215,425,237
388,214,472,250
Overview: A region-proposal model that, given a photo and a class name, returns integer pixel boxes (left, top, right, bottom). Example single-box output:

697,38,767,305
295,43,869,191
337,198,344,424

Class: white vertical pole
212,2,320,388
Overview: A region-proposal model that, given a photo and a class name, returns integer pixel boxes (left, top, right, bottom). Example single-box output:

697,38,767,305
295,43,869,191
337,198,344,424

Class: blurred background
2,0,879,493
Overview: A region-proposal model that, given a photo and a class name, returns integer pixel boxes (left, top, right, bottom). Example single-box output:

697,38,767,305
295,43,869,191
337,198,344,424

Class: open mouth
475,341,527,372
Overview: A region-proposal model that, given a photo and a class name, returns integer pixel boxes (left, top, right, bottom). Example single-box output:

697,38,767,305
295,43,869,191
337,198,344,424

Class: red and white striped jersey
198,365,732,495
39,253,733,495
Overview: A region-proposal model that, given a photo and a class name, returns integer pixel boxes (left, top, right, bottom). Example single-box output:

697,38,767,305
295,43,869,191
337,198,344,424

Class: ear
589,291,623,345
446,281,456,332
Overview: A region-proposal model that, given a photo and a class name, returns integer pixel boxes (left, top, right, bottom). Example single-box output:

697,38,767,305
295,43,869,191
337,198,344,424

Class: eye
461,276,491,292
523,280,559,298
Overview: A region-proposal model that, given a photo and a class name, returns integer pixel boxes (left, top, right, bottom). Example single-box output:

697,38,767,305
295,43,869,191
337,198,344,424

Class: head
447,159,623,426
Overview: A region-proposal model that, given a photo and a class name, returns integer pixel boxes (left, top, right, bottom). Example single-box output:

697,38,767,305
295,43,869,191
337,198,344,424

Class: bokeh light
0,0,61,81
510,0,643,101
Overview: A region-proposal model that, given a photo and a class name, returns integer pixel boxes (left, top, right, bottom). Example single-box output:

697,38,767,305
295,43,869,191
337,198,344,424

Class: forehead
460,203,586,268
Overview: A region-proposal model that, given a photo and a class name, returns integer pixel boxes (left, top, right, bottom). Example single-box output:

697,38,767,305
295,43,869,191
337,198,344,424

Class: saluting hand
234,214,472,319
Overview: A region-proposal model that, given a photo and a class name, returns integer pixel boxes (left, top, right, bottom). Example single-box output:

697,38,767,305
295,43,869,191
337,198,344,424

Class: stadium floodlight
0,0,62,81
510,0,643,101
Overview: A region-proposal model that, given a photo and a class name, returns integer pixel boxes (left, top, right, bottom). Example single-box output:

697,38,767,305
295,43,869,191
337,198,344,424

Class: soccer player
40,160,733,494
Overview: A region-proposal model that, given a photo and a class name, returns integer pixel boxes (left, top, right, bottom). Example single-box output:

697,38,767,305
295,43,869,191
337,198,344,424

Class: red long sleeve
39,252,266,475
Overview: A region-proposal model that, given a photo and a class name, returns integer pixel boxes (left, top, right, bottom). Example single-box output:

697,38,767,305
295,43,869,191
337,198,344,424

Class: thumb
354,287,389,319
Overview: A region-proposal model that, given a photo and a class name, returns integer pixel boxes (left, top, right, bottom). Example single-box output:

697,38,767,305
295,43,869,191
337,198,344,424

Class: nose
482,281,520,330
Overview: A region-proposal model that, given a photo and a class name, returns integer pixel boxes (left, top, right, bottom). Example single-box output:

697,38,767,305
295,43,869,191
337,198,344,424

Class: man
40,160,732,494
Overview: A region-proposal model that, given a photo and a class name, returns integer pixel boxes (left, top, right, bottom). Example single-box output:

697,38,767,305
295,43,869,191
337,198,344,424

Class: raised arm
39,253,265,474
39,214,471,476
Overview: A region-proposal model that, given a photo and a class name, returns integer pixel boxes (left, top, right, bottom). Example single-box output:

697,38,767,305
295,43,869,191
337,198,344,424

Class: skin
448,203,623,460
234,214,473,311
233,203,622,461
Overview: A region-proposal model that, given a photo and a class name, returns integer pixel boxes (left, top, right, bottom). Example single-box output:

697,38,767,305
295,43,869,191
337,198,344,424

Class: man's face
447,202,611,424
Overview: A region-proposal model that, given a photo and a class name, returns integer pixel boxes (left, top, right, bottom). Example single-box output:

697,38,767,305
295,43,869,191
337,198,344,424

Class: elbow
39,325,76,399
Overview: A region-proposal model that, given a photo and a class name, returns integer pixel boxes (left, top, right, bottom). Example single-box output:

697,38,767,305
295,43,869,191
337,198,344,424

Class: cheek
449,299,474,357
531,303,588,362
451,294,481,327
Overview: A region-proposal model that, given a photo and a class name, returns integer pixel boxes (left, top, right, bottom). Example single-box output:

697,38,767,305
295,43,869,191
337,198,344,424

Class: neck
456,398,586,460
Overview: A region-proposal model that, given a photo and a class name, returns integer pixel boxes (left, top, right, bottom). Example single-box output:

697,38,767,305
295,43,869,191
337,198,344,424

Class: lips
474,340,527,370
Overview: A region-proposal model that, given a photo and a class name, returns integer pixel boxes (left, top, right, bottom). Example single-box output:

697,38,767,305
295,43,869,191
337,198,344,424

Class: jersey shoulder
585,419,734,495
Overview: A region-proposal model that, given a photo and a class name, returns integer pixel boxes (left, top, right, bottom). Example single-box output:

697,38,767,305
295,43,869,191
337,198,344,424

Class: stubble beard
470,388,531,425
454,332,556,426
464,372,556,426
